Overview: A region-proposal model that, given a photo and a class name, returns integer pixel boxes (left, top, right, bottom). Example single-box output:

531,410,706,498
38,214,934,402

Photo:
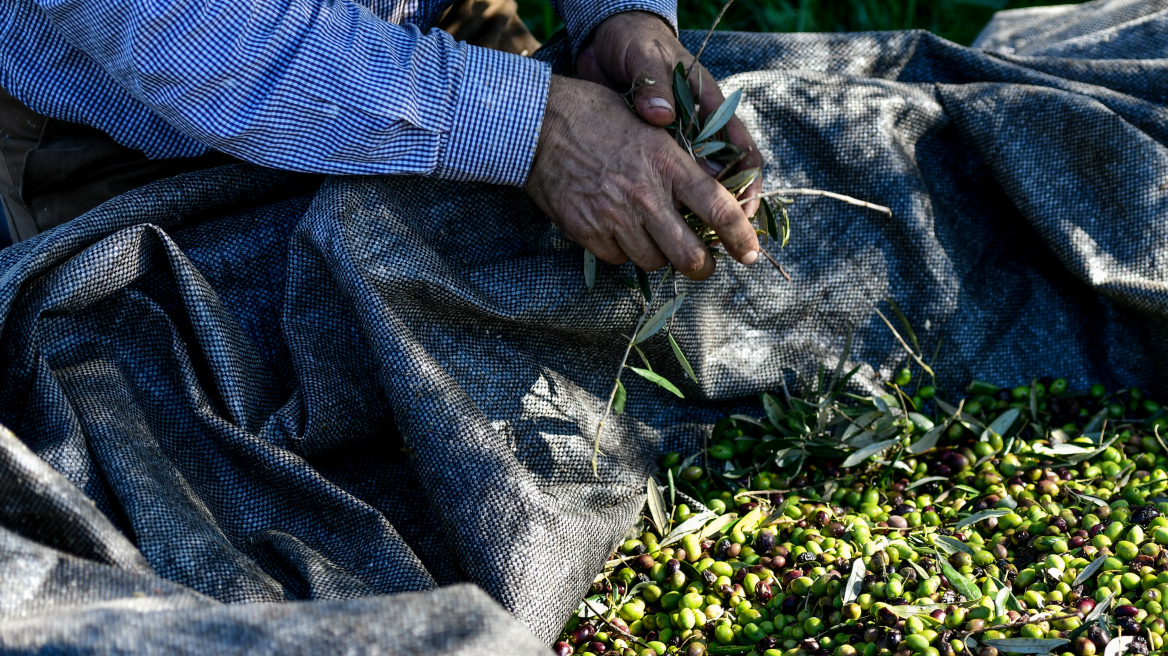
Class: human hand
525,76,759,281
576,11,764,218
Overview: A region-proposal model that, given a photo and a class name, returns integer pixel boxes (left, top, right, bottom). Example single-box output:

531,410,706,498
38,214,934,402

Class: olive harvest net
2,0,1168,652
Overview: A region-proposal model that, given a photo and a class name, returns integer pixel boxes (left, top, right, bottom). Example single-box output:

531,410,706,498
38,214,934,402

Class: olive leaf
577,595,609,618
933,535,974,556
627,366,684,398
936,398,985,429
777,200,791,248
907,476,947,490
762,198,780,244
884,603,967,618
982,639,1070,654
646,477,669,534
955,509,1011,530
613,380,627,415
936,550,982,601
694,89,742,143
699,512,739,540
991,576,1022,612
659,511,718,547
584,249,596,289
1104,637,1136,656
634,294,687,344
994,587,1010,619
692,140,726,158
1086,591,1116,625
982,408,1021,440
842,557,865,605
840,438,900,468
720,167,759,194
886,297,921,354
1073,553,1109,588
908,424,945,454
668,333,698,383
762,392,785,427
635,266,653,303
672,63,695,134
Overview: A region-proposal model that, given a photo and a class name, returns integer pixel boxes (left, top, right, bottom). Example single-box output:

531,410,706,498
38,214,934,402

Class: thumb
632,69,677,128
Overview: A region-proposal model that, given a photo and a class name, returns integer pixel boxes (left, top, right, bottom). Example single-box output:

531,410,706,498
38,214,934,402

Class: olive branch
587,0,893,477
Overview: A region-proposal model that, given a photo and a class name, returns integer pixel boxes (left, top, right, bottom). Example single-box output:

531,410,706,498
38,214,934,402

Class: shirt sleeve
27,0,550,185
552,0,679,56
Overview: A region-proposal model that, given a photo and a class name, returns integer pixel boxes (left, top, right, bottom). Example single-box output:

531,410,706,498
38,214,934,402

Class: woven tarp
2,0,1168,652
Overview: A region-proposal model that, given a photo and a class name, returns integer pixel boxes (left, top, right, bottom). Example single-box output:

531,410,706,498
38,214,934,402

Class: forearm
31,0,549,183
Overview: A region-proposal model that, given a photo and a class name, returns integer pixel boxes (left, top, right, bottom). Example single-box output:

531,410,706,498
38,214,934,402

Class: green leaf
659,511,718,547
981,639,1070,654
886,298,921,354
699,513,739,540
933,535,974,556
1104,637,1136,656
936,550,982,600
982,408,1021,440
673,63,695,134
694,89,742,143
627,366,684,398
583,249,596,289
840,438,899,468
668,333,697,383
646,477,669,534
635,266,652,303
634,293,686,344
692,141,726,158
906,476,947,490
777,200,791,248
613,380,627,415
762,198,780,244
842,557,865,604
908,425,944,454
1074,553,1109,588
762,393,785,427
955,509,1011,530
720,167,759,194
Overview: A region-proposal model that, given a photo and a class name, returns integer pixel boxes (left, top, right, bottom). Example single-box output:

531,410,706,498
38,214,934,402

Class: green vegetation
518,0,1087,47
557,374,1168,656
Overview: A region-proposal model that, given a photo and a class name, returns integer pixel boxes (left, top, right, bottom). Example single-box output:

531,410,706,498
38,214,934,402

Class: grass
517,0,1086,47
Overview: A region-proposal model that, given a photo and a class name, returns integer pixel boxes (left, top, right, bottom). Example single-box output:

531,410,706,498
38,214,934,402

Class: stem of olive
686,0,736,80
581,597,652,650
957,613,1081,638
593,326,644,478
738,189,893,217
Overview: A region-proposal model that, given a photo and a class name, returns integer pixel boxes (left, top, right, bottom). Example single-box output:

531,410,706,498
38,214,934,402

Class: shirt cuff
432,44,551,187
555,0,679,56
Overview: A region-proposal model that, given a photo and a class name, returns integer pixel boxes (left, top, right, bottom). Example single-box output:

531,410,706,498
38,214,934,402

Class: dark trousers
0,0,540,244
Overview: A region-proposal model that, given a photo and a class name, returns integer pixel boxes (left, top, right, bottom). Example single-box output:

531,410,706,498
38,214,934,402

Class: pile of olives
557,376,1168,656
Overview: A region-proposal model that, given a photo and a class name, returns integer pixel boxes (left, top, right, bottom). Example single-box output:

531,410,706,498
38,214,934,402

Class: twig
686,0,735,80
592,271,676,477
958,613,1080,639
738,189,893,217
713,149,750,180
581,598,652,650
759,249,791,281
593,320,648,477
874,308,935,377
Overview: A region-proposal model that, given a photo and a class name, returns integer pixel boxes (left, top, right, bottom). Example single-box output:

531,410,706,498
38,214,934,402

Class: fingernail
648,97,673,110
742,250,759,265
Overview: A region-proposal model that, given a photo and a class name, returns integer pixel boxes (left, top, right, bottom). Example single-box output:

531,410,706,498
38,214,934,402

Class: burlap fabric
2,1,1167,652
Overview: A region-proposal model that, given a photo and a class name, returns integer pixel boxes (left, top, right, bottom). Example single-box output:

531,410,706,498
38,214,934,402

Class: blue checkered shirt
0,0,675,186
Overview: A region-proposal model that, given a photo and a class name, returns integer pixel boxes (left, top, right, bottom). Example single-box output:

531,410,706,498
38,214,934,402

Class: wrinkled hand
577,11,764,218
526,76,759,280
